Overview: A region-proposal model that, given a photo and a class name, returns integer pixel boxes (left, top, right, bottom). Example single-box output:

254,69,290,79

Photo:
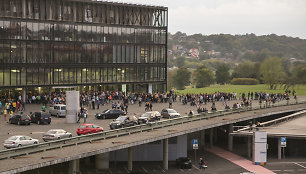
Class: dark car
9,115,31,125
30,112,51,125
109,116,138,130
176,157,192,169
95,109,126,119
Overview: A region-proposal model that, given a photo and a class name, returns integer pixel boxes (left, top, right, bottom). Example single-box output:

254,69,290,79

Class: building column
69,159,80,174
163,138,169,170
228,124,234,151
73,2,77,22
278,137,282,160
22,88,26,103
148,84,152,94
22,0,26,18
247,136,252,159
210,128,214,147
95,153,109,170
200,130,205,147
128,147,133,171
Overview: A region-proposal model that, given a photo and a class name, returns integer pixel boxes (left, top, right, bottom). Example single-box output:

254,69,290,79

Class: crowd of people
0,89,297,121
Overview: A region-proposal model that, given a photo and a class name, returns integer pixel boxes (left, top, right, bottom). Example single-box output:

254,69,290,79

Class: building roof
68,0,167,10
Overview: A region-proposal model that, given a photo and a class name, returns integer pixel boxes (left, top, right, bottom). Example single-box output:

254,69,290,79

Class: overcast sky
116,0,306,39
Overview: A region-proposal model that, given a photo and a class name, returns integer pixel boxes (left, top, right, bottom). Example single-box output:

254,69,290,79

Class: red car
76,124,104,136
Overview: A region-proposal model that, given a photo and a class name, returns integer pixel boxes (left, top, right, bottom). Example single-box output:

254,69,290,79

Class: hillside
168,32,306,64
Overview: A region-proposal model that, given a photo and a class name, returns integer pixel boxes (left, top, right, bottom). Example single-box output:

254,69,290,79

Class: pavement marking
271,170,282,172
192,164,201,172
158,165,166,173
180,168,184,172
30,132,45,134
284,169,295,172
124,167,129,173
294,162,306,169
142,166,148,173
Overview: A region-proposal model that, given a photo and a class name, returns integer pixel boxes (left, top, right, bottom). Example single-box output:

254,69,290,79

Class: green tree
176,57,185,68
232,61,259,79
260,57,285,89
172,67,191,90
194,65,215,88
216,63,230,84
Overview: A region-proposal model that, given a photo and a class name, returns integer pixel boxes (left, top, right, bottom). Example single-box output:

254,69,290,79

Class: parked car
43,129,72,142
9,114,31,125
161,109,181,119
4,135,39,148
30,112,51,125
95,109,126,119
176,157,192,169
77,124,104,136
109,115,138,130
138,111,161,124
49,104,66,117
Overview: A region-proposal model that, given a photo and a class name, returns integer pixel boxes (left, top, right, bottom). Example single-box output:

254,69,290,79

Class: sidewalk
206,146,276,174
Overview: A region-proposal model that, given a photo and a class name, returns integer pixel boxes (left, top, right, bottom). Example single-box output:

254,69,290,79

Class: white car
4,135,39,148
43,129,72,142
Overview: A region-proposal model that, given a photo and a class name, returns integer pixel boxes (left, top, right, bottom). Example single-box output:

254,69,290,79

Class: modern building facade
0,0,167,95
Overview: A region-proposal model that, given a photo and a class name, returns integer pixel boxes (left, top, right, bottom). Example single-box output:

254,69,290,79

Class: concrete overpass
0,103,305,174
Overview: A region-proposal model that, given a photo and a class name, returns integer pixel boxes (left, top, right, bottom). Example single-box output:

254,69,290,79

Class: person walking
3,109,7,121
199,158,204,170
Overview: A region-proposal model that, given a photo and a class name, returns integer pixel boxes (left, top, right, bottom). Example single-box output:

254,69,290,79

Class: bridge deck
1,103,305,174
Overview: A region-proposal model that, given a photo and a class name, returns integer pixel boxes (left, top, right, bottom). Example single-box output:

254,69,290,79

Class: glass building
0,0,167,95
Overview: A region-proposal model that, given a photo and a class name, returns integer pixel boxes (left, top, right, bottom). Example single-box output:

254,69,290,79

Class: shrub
230,78,259,85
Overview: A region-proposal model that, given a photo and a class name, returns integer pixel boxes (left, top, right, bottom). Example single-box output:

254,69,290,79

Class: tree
232,61,259,79
194,65,215,88
176,57,185,68
216,63,230,84
172,67,191,90
260,57,285,89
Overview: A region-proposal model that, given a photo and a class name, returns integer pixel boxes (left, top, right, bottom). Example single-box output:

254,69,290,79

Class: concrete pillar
69,159,80,174
228,124,234,151
22,0,26,18
247,136,252,159
200,130,205,147
95,153,110,170
210,128,214,147
73,2,77,22
278,137,282,160
128,147,133,171
85,156,91,166
148,84,153,94
163,138,169,170
22,88,26,103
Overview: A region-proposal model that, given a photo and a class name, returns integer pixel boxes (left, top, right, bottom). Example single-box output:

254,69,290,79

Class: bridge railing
0,99,305,160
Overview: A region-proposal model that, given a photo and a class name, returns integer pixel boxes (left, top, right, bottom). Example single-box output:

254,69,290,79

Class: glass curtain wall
0,0,167,88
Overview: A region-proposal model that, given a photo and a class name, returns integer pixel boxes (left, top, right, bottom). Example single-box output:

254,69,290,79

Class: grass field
176,84,306,96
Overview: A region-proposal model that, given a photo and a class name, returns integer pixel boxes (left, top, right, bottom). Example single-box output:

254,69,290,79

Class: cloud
117,0,306,38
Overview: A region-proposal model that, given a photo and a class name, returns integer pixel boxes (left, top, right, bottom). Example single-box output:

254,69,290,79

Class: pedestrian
3,109,7,121
169,97,173,108
41,104,46,112
21,101,25,111
149,102,153,111
83,109,87,123
199,158,204,170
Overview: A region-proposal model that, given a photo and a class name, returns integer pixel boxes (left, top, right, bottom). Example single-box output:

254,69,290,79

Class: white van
49,104,66,117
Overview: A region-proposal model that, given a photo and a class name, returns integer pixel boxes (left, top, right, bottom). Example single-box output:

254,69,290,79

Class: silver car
161,109,181,119
49,104,66,117
4,135,39,148
43,129,72,142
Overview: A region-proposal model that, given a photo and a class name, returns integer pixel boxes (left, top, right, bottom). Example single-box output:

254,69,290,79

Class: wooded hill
168,32,306,62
